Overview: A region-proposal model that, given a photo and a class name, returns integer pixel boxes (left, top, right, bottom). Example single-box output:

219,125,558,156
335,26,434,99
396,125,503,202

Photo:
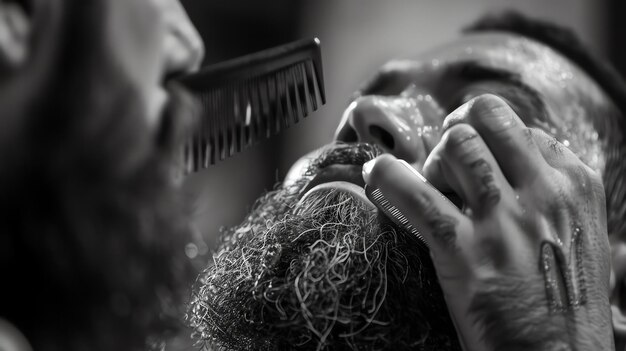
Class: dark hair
465,11,626,240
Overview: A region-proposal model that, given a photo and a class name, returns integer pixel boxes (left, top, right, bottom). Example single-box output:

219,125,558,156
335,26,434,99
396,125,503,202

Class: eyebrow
444,61,550,125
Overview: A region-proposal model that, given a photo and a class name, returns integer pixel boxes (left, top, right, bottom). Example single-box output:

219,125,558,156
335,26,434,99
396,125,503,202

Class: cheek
104,0,168,125
105,0,166,88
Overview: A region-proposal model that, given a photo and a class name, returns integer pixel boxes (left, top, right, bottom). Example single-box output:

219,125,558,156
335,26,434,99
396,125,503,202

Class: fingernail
472,94,508,113
363,156,428,185
363,155,395,184
442,100,474,131
362,158,376,178
472,94,514,127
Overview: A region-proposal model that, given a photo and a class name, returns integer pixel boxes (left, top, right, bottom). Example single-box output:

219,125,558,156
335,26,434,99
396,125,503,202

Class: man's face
290,33,615,186
104,0,204,127
191,33,621,350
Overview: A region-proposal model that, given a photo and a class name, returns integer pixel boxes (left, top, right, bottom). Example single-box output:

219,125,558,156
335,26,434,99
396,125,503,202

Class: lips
294,143,382,208
298,163,375,208
300,164,365,194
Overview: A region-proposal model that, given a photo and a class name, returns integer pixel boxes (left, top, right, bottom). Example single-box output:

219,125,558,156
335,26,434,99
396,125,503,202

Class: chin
189,143,462,351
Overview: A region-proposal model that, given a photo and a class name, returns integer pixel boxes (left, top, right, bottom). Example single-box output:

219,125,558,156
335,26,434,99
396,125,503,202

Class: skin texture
336,33,617,350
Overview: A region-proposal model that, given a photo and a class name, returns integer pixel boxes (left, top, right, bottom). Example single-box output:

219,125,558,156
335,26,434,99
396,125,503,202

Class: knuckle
420,208,459,250
523,127,540,148
545,135,567,156
470,160,501,208
443,124,480,152
408,191,435,212
531,128,567,156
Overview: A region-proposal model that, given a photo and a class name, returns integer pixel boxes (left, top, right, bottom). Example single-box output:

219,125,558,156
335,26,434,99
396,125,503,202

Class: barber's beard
0,60,197,351
190,143,460,351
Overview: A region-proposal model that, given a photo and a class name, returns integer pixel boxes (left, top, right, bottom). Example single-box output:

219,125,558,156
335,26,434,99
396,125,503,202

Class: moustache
310,142,384,170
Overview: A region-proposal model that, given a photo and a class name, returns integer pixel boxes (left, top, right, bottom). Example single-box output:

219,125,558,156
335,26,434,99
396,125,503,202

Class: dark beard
189,143,460,351
0,2,196,350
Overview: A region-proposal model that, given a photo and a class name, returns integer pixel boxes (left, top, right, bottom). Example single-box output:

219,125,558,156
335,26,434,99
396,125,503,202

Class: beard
190,143,461,351
0,2,196,350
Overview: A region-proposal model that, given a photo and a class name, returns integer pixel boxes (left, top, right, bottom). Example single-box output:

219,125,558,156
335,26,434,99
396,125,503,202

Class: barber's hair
466,11,626,240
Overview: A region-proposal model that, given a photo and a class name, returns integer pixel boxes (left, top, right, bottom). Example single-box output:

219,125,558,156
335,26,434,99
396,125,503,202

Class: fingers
526,127,582,169
424,124,514,216
443,94,547,187
530,127,606,202
363,154,471,254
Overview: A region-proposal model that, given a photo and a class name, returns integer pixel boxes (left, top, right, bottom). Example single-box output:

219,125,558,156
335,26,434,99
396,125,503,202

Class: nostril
369,125,395,150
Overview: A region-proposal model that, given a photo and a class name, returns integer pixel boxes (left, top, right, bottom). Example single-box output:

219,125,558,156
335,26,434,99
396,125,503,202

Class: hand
362,94,614,350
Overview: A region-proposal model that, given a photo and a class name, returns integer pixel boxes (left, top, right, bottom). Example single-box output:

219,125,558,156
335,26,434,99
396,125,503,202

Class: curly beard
189,143,461,351
0,1,196,350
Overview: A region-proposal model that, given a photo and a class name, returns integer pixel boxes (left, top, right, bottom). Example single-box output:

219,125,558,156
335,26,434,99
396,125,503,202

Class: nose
335,95,428,164
162,0,205,75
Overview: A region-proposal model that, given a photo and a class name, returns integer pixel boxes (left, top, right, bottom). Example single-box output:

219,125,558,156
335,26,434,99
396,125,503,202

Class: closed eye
447,80,550,129
441,61,550,128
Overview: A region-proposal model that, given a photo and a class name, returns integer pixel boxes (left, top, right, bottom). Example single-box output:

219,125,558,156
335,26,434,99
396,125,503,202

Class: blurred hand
363,94,614,350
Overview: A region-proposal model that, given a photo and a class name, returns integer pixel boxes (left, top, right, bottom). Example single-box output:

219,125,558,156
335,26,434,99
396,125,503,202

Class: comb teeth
178,38,325,172
365,185,429,249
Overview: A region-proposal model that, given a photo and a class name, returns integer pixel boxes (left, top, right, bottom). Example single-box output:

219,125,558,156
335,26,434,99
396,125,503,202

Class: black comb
177,38,326,172
364,185,429,250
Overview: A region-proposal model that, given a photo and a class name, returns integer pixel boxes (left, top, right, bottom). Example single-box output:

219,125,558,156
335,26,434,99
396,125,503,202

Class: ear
0,1,31,68
610,237,626,349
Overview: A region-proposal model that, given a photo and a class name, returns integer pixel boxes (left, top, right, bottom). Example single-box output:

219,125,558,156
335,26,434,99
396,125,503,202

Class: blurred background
180,0,624,259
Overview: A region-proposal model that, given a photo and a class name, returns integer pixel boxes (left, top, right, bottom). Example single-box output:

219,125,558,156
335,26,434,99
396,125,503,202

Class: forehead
360,32,614,171
384,32,610,118
287,33,616,184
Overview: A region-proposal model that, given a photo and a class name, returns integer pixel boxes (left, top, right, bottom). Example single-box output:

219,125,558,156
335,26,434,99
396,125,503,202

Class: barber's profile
0,1,624,351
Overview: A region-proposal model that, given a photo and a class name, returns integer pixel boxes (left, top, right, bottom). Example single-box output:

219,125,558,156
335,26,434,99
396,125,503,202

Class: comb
364,185,429,249
177,37,326,172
